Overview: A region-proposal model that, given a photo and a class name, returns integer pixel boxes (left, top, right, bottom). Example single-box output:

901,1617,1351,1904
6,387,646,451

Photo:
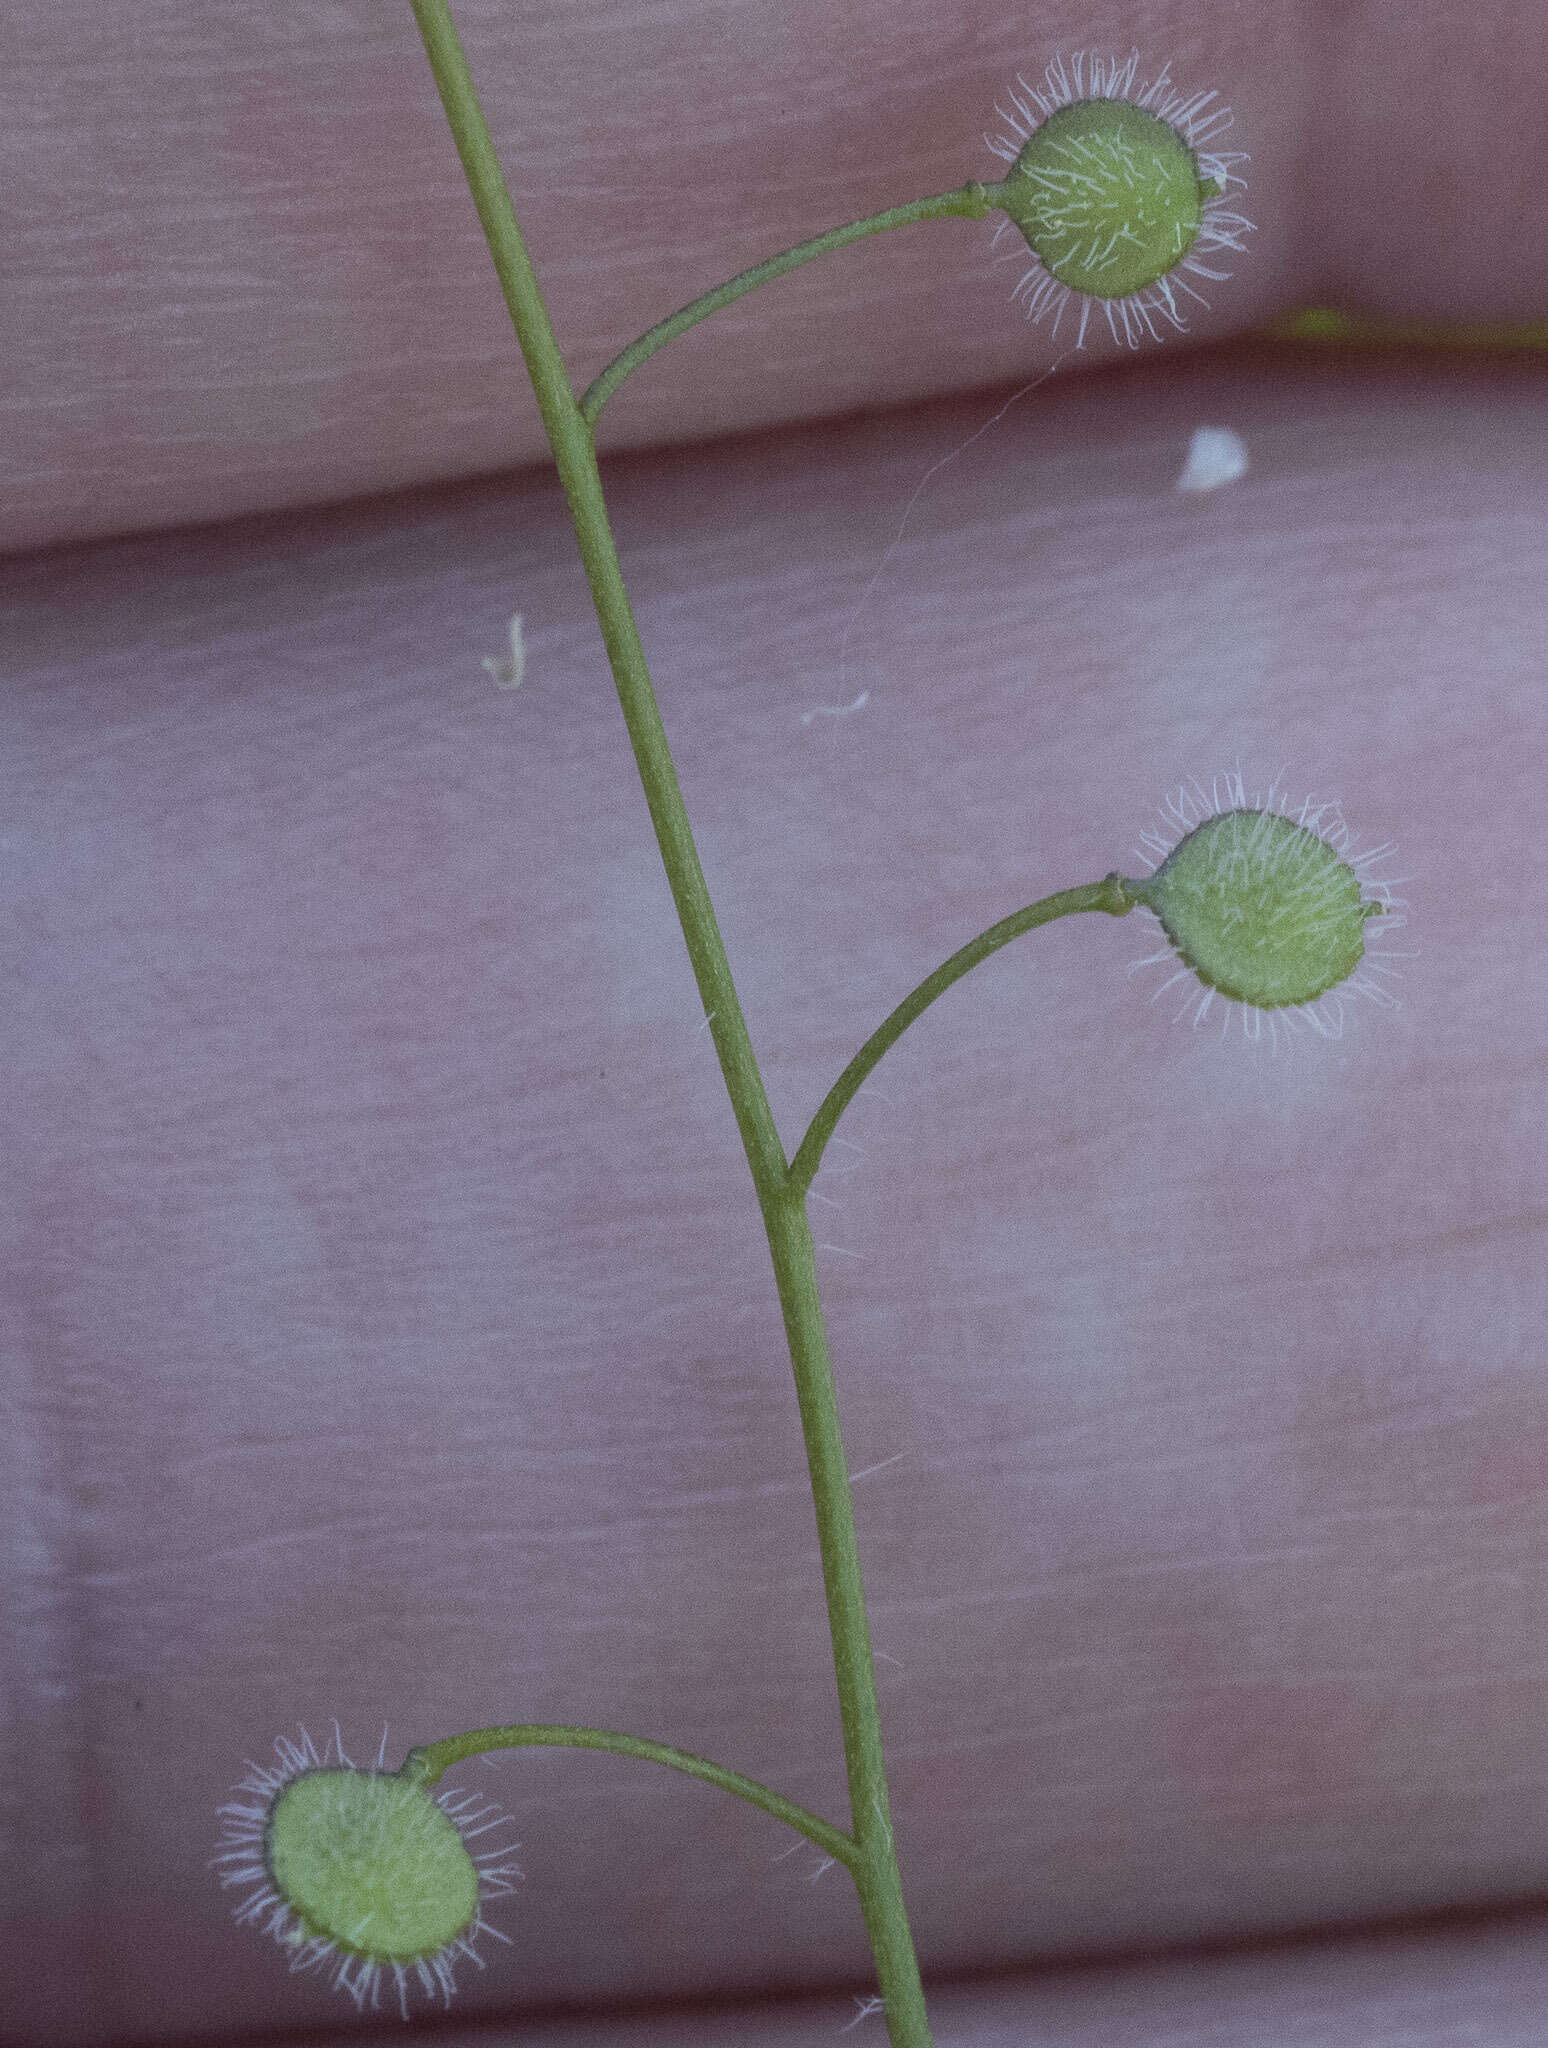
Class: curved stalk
580,185,994,426
790,876,1139,1196
405,1724,856,1868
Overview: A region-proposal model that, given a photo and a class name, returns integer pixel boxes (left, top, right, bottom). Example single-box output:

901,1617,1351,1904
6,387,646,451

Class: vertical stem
408,0,783,1194
763,1190,931,2042
408,5,931,2040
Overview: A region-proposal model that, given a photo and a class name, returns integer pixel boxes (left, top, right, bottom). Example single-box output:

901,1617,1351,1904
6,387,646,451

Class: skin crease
3,3,1548,2044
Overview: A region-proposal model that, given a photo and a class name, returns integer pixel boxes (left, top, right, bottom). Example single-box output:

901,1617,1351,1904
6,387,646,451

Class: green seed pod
267,1769,480,1964
1003,98,1214,300
1129,776,1405,1043
986,51,1253,347
213,1728,519,2016
1145,805,1381,1005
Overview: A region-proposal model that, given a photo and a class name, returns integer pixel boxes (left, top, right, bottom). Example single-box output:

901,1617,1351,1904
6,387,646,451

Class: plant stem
410,5,933,2038
580,185,995,427
790,877,1139,1195
760,1186,932,2043
404,1724,856,1868
410,0,783,1194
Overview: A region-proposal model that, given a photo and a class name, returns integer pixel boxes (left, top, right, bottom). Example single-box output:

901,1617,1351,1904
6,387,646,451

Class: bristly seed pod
986,50,1254,347
1128,772,1408,1047
212,1726,520,2018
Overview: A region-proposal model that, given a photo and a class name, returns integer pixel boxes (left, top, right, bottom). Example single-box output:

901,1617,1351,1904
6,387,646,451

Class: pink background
5,3,1548,2044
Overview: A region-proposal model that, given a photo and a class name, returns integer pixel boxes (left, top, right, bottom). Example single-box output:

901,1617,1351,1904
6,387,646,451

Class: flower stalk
790,877,1136,1195
581,185,995,426
405,1724,857,1867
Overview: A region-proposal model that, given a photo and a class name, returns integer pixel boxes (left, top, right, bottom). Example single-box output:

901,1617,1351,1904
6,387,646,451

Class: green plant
212,13,1401,2043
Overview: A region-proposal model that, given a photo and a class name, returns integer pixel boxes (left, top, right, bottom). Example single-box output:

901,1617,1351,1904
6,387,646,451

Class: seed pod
986,51,1254,347
1128,774,1407,1044
212,1727,519,2017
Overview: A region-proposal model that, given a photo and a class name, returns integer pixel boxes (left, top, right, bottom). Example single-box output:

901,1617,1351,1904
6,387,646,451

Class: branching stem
410,4,931,2038
404,15,1107,2043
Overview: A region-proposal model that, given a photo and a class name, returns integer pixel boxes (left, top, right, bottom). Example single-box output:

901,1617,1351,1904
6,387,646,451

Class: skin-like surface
4,4,1548,2045
7,345,1547,2041
7,0,1548,552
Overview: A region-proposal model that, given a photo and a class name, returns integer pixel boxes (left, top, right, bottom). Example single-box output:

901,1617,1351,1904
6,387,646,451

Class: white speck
800,690,869,726
1175,425,1248,492
483,614,526,688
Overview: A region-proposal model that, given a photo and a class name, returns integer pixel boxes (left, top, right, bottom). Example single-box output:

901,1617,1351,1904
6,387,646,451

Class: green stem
410,0,784,1196
410,6,935,2040
760,1186,932,2044
580,184,995,427
790,877,1138,1196
404,1724,855,1868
